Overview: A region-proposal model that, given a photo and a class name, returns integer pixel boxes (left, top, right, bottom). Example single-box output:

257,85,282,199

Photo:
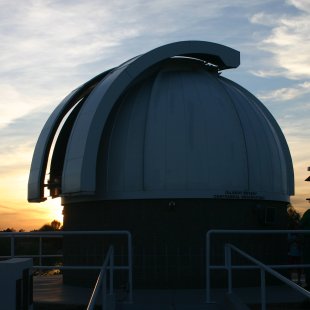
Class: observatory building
28,41,294,288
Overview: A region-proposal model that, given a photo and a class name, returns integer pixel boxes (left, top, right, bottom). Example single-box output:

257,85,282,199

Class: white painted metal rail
0,230,133,303
225,243,310,310
206,229,310,303
87,245,115,310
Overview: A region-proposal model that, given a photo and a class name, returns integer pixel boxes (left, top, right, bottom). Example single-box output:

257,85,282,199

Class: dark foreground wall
62,198,289,289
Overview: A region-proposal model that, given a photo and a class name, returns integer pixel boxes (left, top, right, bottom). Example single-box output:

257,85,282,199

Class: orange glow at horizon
0,164,64,231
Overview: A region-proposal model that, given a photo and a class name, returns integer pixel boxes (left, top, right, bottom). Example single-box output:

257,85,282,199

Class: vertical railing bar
261,268,266,310
110,247,114,295
225,245,232,294
39,237,42,266
102,273,107,310
10,235,14,258
128,232,133,303
206,231,211,303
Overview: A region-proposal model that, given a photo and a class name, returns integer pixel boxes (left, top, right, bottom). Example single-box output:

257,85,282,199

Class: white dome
28,41,294,203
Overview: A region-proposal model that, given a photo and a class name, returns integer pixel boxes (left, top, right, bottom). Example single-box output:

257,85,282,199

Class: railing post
110,247,114,295
225,244,232,294
128,233,133,303
206,231,211,303
260,268,266,310
102,274,107,310
10,235,14,258
39,237,43,266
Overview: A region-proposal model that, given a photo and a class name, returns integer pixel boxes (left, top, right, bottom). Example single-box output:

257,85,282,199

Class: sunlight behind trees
45,197,63,225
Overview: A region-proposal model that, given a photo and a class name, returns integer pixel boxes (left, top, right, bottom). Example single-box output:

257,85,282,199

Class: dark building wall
62,198,289,288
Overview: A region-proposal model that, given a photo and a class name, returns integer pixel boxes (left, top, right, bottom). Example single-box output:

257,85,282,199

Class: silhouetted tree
1,228,16,232
38,220,62,231
287,204,301,224
51,220,61,230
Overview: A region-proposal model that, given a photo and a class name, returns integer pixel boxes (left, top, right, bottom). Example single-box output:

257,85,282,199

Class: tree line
0,220,63,268
0,220,62,232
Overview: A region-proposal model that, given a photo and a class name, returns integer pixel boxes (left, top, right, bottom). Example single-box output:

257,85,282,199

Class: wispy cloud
257,81,310,101
250,12,279,26
250,1,310,79
278,114,310,212
0,1,147,129
288,0,310,13
0,204,18,212
0,0,275,128
249,1,310,213
0,1,141,70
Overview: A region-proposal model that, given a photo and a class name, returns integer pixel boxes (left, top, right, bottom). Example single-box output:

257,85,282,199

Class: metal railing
87,246,115,310
206,229,310,303
0,230,133,303
225,243,310,310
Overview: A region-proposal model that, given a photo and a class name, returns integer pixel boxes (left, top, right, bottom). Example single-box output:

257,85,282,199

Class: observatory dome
28,41,294,203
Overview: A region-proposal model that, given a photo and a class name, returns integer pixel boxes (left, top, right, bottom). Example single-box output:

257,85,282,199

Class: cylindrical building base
62,198,289,289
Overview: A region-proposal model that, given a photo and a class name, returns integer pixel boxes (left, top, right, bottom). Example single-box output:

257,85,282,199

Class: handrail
225,243,310,310
206,229,310,303
87,246,114,310
0,230,133,303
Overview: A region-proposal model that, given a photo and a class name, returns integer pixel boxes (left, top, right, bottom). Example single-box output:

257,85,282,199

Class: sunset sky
0,0,309,231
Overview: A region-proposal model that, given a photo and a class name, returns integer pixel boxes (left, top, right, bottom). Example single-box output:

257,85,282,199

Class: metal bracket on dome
60,41,240,195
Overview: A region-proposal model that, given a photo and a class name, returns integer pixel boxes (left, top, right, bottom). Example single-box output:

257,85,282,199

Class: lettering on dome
213,191,264,200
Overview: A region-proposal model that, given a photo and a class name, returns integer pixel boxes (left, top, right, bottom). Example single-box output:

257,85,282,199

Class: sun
45,197,63,225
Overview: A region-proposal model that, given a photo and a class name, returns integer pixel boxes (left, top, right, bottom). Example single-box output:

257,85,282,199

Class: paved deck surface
34,275,92,306
33,275,309,309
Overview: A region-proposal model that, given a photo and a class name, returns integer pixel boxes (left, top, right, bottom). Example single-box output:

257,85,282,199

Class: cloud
281,120,310,213
257,81,310,101
288,0,310,13
250,12,279,26
0,82,54,129
0,1,141,71
0,0,145,129
1,103,62,153
0,110,52,218
0,204,18,212
250,69,285,78
277,116,310,189
250,1,310,79
0,0,276,71
0,0,273,130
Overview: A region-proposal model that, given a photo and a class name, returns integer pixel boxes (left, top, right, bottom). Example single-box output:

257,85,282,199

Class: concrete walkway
34,275,92,306
33,275,308,309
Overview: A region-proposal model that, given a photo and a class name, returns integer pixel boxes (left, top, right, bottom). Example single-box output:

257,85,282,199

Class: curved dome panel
95,58,293,201
27,40,294,203
61,41,240,195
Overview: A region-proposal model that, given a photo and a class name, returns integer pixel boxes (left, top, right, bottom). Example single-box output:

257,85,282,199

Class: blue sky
0,0,309,230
